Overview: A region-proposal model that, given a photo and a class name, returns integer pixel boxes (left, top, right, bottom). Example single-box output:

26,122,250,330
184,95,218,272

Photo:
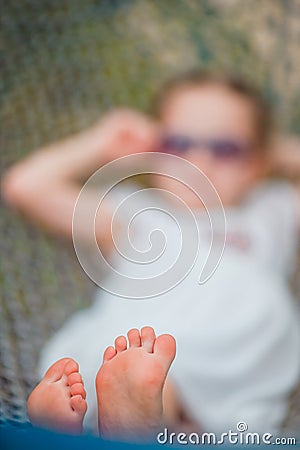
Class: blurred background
1,0,300,429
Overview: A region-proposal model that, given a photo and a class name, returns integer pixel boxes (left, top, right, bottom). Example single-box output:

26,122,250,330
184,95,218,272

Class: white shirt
39,180,300,434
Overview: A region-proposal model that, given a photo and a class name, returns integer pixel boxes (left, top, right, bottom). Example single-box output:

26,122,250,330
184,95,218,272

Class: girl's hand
270,134,300,178
94,108,160,161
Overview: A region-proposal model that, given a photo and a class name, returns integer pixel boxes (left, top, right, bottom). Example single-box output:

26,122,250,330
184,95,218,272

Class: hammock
1,0,300,432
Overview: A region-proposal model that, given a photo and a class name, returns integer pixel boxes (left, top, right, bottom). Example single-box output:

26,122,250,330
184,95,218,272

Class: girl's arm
270,133,300,228
1,109,158,254
270,134,300,178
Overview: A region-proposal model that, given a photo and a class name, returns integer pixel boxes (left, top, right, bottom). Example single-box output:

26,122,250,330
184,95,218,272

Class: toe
127,328,141,347
154,334,176,369
141,326,156,353
70,395,87,417
115,335,127,352
44,358,73,382
68,373,83,386
64,359,79,376
103,346,117,362
70,382,86,399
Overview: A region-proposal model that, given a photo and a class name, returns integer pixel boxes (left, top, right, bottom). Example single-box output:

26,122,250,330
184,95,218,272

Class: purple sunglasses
159,134,252,159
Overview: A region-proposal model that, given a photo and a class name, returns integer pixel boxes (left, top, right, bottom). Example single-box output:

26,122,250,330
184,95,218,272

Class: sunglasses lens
210,140,246,158
160,135,192,153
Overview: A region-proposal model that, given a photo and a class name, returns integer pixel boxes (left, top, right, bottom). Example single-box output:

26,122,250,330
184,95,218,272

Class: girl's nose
185,148,215,172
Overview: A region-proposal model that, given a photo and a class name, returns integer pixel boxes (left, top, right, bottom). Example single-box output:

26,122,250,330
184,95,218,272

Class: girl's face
156,84,268,208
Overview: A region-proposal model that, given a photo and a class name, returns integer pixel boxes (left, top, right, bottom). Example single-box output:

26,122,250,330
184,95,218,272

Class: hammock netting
1,0,300,431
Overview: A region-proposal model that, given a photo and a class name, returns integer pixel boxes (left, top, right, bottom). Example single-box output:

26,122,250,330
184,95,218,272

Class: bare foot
28,358,87,434
96,326,176,442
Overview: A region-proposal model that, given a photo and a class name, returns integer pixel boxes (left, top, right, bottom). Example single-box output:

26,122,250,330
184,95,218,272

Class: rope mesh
1,0,300,430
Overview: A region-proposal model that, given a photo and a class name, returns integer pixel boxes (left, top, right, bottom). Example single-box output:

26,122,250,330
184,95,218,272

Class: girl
2,70,300,438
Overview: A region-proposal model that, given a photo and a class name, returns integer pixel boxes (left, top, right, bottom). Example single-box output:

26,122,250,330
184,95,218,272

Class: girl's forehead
162,84,253,112
160,86,257,139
